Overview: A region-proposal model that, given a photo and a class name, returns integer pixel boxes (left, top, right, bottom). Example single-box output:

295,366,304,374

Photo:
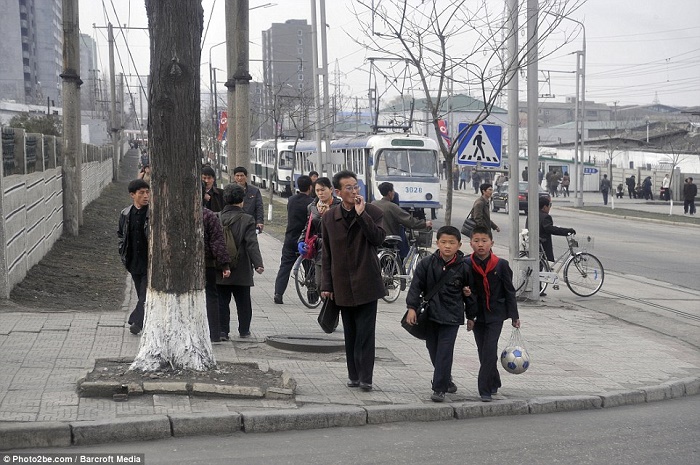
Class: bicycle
377,229,433,303
514,229,604,298
292,254,321,309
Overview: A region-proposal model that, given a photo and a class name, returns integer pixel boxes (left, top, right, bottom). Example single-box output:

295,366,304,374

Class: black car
491,181,550,214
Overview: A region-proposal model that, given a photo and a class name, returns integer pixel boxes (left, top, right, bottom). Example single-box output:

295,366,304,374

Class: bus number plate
405,186,423,194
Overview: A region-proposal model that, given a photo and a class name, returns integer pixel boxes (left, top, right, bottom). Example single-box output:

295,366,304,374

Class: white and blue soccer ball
500,346,530,374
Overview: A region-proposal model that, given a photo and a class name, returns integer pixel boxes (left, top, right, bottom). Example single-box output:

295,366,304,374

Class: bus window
408,150,437,177
377,150,409,176
279,151,293,168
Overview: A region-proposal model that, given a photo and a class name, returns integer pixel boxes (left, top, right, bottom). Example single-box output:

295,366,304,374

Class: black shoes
431,391,445,402
129,324,142,335
480,394,493,402
274,294,284,304
359,382,373,392
347,380,360,388
239,332,251,338
220,332,230,341
447,381,458,394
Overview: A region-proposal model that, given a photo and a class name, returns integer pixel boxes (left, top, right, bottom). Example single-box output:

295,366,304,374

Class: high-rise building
79,33,97,112
0,0,63,106
261,19,314,138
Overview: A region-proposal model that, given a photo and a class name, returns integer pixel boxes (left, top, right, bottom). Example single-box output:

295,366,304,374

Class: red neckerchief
470,252,499,311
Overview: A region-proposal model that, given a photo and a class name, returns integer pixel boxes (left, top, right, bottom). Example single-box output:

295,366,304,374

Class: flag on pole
437,119,451,148
217,111,228,141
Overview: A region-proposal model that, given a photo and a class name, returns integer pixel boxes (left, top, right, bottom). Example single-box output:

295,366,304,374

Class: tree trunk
131,0,214,372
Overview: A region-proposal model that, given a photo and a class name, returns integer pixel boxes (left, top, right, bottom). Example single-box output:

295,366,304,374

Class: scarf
470,252,499,311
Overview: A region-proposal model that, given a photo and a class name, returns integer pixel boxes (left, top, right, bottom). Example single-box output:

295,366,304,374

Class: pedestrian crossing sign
456,123,502,167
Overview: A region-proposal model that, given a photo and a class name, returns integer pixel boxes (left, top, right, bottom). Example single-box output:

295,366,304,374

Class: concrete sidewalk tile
681,377,700,396
142,381,189,394
640,384,672,402
192,383,264,398
554,395,602,411
169,412,242,437
71,415,171,446
453,402,484,419
661,379,687,398
241,405,366,433
364,403,454,424
480,399,529,417
599,390,646,408
0,421,71,450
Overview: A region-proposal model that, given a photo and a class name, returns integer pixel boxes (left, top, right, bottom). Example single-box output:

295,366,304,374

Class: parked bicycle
515,229,604,298
292,255,321,309
377,228,433,303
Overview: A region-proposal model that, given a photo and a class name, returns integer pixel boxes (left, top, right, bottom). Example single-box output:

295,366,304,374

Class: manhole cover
266,334,345,353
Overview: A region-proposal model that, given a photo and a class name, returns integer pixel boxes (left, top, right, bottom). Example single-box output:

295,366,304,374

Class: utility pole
119,72,125,163
310,0,324,173
60,0,82,236
507,0,520,265
319,0,332,162
525,0,540,300
108,23,119,181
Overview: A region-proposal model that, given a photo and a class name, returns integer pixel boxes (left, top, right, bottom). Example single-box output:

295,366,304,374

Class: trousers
472,320,504,396
340,300,378,385
425,321,460,392
274,244,299,296
128,272,147,328
217,284,252,336
205,267,221,340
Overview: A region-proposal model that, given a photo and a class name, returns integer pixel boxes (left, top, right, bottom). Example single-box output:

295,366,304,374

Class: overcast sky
81,0,700,109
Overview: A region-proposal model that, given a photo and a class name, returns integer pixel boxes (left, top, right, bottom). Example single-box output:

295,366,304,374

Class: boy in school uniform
465,225,520,402
405,226,474,402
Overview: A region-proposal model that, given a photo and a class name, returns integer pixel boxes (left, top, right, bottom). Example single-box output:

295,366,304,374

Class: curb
2,376,699,450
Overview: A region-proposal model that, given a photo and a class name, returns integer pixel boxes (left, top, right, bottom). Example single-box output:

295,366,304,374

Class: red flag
437,119,451,148
217,111,228,141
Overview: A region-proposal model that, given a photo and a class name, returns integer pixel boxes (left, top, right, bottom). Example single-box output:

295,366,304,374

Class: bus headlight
286,176,291,181
425,193,433,200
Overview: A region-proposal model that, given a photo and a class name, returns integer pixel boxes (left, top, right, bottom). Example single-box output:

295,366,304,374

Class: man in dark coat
273,175,314,304
537,196,575,263
202,166,224,212
683,177,697,215
321,170,386,391
233,166,264,232
626,175,637,199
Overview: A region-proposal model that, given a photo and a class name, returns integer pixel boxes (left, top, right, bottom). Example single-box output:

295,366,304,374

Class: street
33,395,700,464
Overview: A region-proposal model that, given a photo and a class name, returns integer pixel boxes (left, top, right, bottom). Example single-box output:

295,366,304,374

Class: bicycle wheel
538,256,551,296
405,249,430,281
564,252,604,297
379,251,402,303
513,266,532,298
293,256,321,309
517,251,549,296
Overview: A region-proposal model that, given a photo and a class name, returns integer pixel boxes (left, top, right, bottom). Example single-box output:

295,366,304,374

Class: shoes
129,324,142,335
447,381,458,394
210,336,221,343
431,391,445,402
491,387,498,395
347,380,360,388
307,291,319,304
220,332,230,341
480,394,493,402
359,382,373,392
274,294,284,304
239,332,251,338
540,292,547,297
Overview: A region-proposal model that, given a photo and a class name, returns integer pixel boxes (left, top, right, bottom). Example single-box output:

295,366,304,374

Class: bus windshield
279,150,294,168
376,149,437,177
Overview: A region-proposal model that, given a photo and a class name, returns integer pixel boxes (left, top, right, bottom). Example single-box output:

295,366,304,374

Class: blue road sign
583,167,599,175
456,123,502,167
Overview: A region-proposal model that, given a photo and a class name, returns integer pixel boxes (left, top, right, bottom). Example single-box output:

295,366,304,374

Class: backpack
217,213,240,268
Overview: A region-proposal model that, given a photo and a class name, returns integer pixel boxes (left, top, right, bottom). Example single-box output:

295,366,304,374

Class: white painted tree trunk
131,290,215,372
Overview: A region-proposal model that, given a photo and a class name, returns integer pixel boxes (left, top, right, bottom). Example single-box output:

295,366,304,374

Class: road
34,395,700,464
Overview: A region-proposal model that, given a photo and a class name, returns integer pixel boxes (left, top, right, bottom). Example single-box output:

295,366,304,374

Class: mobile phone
355,197,362,204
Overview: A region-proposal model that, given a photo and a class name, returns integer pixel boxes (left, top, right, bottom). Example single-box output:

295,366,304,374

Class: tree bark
131,0,214,372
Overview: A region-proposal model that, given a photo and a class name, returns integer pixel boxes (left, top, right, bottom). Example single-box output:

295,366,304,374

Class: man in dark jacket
321,170,386,391
472,183,500,233
216,184,264,340
273,175,314,304
537,195,575,263
117,179,150,335
683,177,697,215
626,175,637,199
233,166,264,232
202,166,224,212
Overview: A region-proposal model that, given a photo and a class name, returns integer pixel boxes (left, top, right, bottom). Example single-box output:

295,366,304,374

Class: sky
80,0,700,110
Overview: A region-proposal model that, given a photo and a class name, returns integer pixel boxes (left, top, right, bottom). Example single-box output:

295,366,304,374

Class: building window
298,74,304,81
298,38,303,45
298,47,303,55
298,30,303,36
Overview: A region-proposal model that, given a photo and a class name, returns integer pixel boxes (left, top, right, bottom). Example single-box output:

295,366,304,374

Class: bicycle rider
534,196,576,262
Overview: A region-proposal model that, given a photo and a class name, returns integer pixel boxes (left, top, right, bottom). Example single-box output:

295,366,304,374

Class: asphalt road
33,395,700,464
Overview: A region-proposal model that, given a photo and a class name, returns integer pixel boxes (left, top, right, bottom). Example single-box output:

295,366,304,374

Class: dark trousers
602,189,609,205
472,320,504,396
684,199,696,214
217,284,252,336
128,272,147,328
205,267,220,340
340,300,377,384
274,245,299,296
425,321,459,392
628,186,635,198
459,179,466,190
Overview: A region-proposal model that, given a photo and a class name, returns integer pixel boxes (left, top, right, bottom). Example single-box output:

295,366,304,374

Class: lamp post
208,41,226,177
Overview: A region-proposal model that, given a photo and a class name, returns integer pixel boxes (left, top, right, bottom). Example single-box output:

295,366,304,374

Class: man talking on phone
321,170,386,392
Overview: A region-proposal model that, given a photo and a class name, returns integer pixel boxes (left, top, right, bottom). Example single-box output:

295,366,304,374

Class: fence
0,127,114,298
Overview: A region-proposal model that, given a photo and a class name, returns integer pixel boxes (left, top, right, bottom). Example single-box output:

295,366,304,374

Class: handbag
400,267,457,340
302,214,318,260
317,297,340,333
461,209,476,238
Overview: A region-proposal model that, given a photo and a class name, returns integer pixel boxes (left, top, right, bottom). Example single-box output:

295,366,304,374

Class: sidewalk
2,227,700,449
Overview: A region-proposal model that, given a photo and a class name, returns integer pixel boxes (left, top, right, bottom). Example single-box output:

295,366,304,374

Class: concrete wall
0,128,113,298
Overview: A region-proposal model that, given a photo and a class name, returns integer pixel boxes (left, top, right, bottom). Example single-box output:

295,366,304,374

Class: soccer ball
500,345,530,374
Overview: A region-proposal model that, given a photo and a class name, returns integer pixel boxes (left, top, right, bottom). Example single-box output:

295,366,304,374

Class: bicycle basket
415,230,433,248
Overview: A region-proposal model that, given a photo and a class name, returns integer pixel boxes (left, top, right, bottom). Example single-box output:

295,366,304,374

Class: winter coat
117,204,149,271
241,183,264,226
298,197,341,260
406,250,474,325
283,192,314,248
203,186,225,213
465,254,519,324
203,207,230,269
538,209,573,262
472,195,498,231
321,203,386,307
215,205,263,287
683,181,697,201
372,198,427,237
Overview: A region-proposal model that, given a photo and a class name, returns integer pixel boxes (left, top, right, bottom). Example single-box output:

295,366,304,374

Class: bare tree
351,0,584,225
131,0,214,372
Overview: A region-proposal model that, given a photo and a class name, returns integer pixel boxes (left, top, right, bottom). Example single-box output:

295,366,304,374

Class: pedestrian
471,171,481,194
117,179,150,335
459,167,468,190
452,165,460,190
471,183,500,233
298,176,341,296
273,175,314,304
404,226,474,402
626,175,636,199
599,174,612,205
233,166,264,232
642,176,653,200
202,166,224,212
661,174,671,201
321,170,386,392
465,225,520,402
372,182,432,260
138,164,151,184
561,173,570,197
616,183,625,199
537,168,544,185
203,203,231,342
683,177,697,215
216,183,264,340
522,166,528,182
531,196,576,263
